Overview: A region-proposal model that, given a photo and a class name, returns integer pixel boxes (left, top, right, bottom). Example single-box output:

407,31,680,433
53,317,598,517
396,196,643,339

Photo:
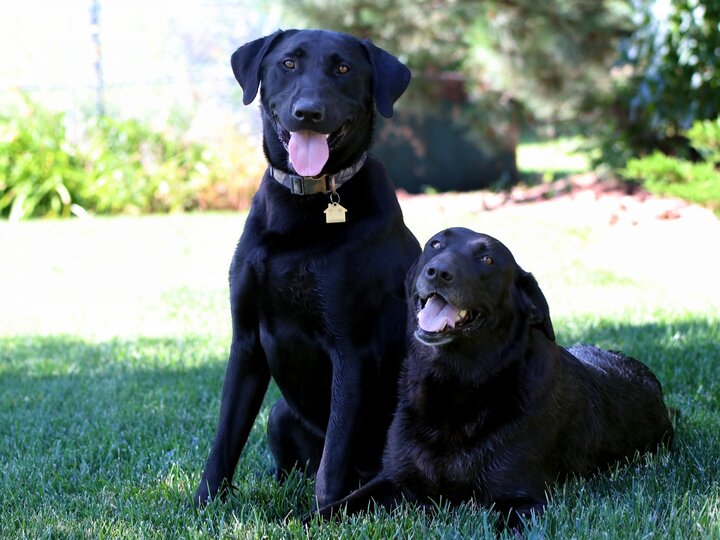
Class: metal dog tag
324,202,347,223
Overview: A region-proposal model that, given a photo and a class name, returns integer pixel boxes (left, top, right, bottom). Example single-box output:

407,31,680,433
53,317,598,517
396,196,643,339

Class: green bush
622,0,720,138
77,115,214,215
687,117,720,163
0,96,217,220
596,0,720,169
0,100,84,220
624,118,720,212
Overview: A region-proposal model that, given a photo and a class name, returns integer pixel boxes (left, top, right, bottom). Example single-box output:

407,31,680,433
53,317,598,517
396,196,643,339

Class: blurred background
0,0,718,220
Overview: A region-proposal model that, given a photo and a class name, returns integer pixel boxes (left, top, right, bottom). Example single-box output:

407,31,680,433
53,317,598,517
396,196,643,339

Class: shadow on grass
0,316,718,533
0,334,303,525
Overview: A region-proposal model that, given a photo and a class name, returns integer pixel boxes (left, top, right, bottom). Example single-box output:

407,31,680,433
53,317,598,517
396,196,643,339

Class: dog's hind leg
268,397,324,480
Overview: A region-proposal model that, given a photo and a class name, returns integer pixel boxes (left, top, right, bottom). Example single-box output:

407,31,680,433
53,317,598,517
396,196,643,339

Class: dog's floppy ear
516,269,555,341
361,39,411,118
231,30,287,105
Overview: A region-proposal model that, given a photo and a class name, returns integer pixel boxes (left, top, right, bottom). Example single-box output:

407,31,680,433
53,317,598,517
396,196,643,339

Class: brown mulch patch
397,173,718,229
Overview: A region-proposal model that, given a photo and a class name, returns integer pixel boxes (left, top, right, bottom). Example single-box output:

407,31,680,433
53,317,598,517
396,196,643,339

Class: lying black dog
194,29,420,508
317,227,674,526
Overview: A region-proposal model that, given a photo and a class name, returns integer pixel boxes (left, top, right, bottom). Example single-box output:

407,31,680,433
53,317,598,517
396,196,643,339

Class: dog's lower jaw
413,309,486,347
414,328,456,346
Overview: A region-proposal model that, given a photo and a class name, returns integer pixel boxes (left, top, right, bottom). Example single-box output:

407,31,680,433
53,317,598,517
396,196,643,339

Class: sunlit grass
517,136,595,178
1,204,719,538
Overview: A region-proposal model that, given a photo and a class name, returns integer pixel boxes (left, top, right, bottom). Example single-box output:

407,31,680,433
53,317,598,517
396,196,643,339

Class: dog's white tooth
324,134,330,139
457,310,467,321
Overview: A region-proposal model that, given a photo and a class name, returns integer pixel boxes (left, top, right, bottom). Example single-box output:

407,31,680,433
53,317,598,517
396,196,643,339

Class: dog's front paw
301,511,316,527
193,477,236,508
310,495,323,513
303,502,340,525
193,483,212,508
311,484,337,512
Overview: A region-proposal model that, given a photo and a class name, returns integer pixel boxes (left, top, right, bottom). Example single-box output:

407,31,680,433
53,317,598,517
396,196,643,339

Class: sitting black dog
194,29,420,509
316,227,674,526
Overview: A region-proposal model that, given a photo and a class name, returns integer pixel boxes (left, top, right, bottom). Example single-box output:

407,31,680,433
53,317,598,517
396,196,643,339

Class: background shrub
0,99,84,220
624,117,720,213
0,96,265,220
76,115,213,215
596,0,720,169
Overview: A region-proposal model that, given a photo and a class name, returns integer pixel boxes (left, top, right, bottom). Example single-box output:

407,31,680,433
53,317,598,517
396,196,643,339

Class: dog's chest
411,377,489,437
404,429,494,502
259,257,324,331
397,375,521,498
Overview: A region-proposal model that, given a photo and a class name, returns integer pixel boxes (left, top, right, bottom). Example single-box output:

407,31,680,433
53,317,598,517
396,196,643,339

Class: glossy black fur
194,30,420,508
317,227,674,527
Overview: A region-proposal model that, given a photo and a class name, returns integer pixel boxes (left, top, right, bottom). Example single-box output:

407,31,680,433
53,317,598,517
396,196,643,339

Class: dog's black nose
292,99,325,124
425,263,454,284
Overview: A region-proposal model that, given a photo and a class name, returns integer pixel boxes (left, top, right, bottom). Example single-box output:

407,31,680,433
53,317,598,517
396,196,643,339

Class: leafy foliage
463,1,632,121
0,98,206,219
285,0,470,72
687,116,720,163
624,117,720,211
76,115,212,215
0,99,83,220
0,96,263,220
598,0,720,167
623,0,719,134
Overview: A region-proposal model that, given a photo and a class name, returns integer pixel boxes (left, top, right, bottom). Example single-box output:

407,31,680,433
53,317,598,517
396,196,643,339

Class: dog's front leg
312,351,365,510
194,266,269,506
494,497,546,532
194,335,269,506
311,474,400,522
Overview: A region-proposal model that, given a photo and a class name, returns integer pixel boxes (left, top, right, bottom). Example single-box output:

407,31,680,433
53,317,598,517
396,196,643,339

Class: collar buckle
291,174,329,196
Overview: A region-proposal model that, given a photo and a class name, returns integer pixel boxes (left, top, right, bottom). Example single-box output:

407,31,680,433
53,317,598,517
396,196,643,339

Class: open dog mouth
271,114,350,177
414,293,481,344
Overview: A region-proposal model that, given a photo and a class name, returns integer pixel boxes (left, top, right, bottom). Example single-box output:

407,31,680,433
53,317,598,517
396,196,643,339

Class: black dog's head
408,228,555,347
231,29,410,176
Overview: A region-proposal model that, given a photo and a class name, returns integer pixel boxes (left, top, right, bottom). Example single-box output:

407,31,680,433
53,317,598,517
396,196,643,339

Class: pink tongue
418,295,461,333
288,131,329,177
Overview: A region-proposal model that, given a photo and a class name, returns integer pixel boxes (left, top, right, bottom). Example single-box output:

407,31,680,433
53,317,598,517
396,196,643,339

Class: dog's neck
268,152,368,196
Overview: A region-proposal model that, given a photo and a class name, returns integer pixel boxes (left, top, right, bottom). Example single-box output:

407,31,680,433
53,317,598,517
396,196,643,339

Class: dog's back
560,344,674,472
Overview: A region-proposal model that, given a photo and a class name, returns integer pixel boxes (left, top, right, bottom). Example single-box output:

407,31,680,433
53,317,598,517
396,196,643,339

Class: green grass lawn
1,204,719,539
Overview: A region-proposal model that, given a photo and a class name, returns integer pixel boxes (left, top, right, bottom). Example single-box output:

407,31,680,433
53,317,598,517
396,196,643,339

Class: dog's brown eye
282,59,295,69
337,64,350,75
481,255,494,265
